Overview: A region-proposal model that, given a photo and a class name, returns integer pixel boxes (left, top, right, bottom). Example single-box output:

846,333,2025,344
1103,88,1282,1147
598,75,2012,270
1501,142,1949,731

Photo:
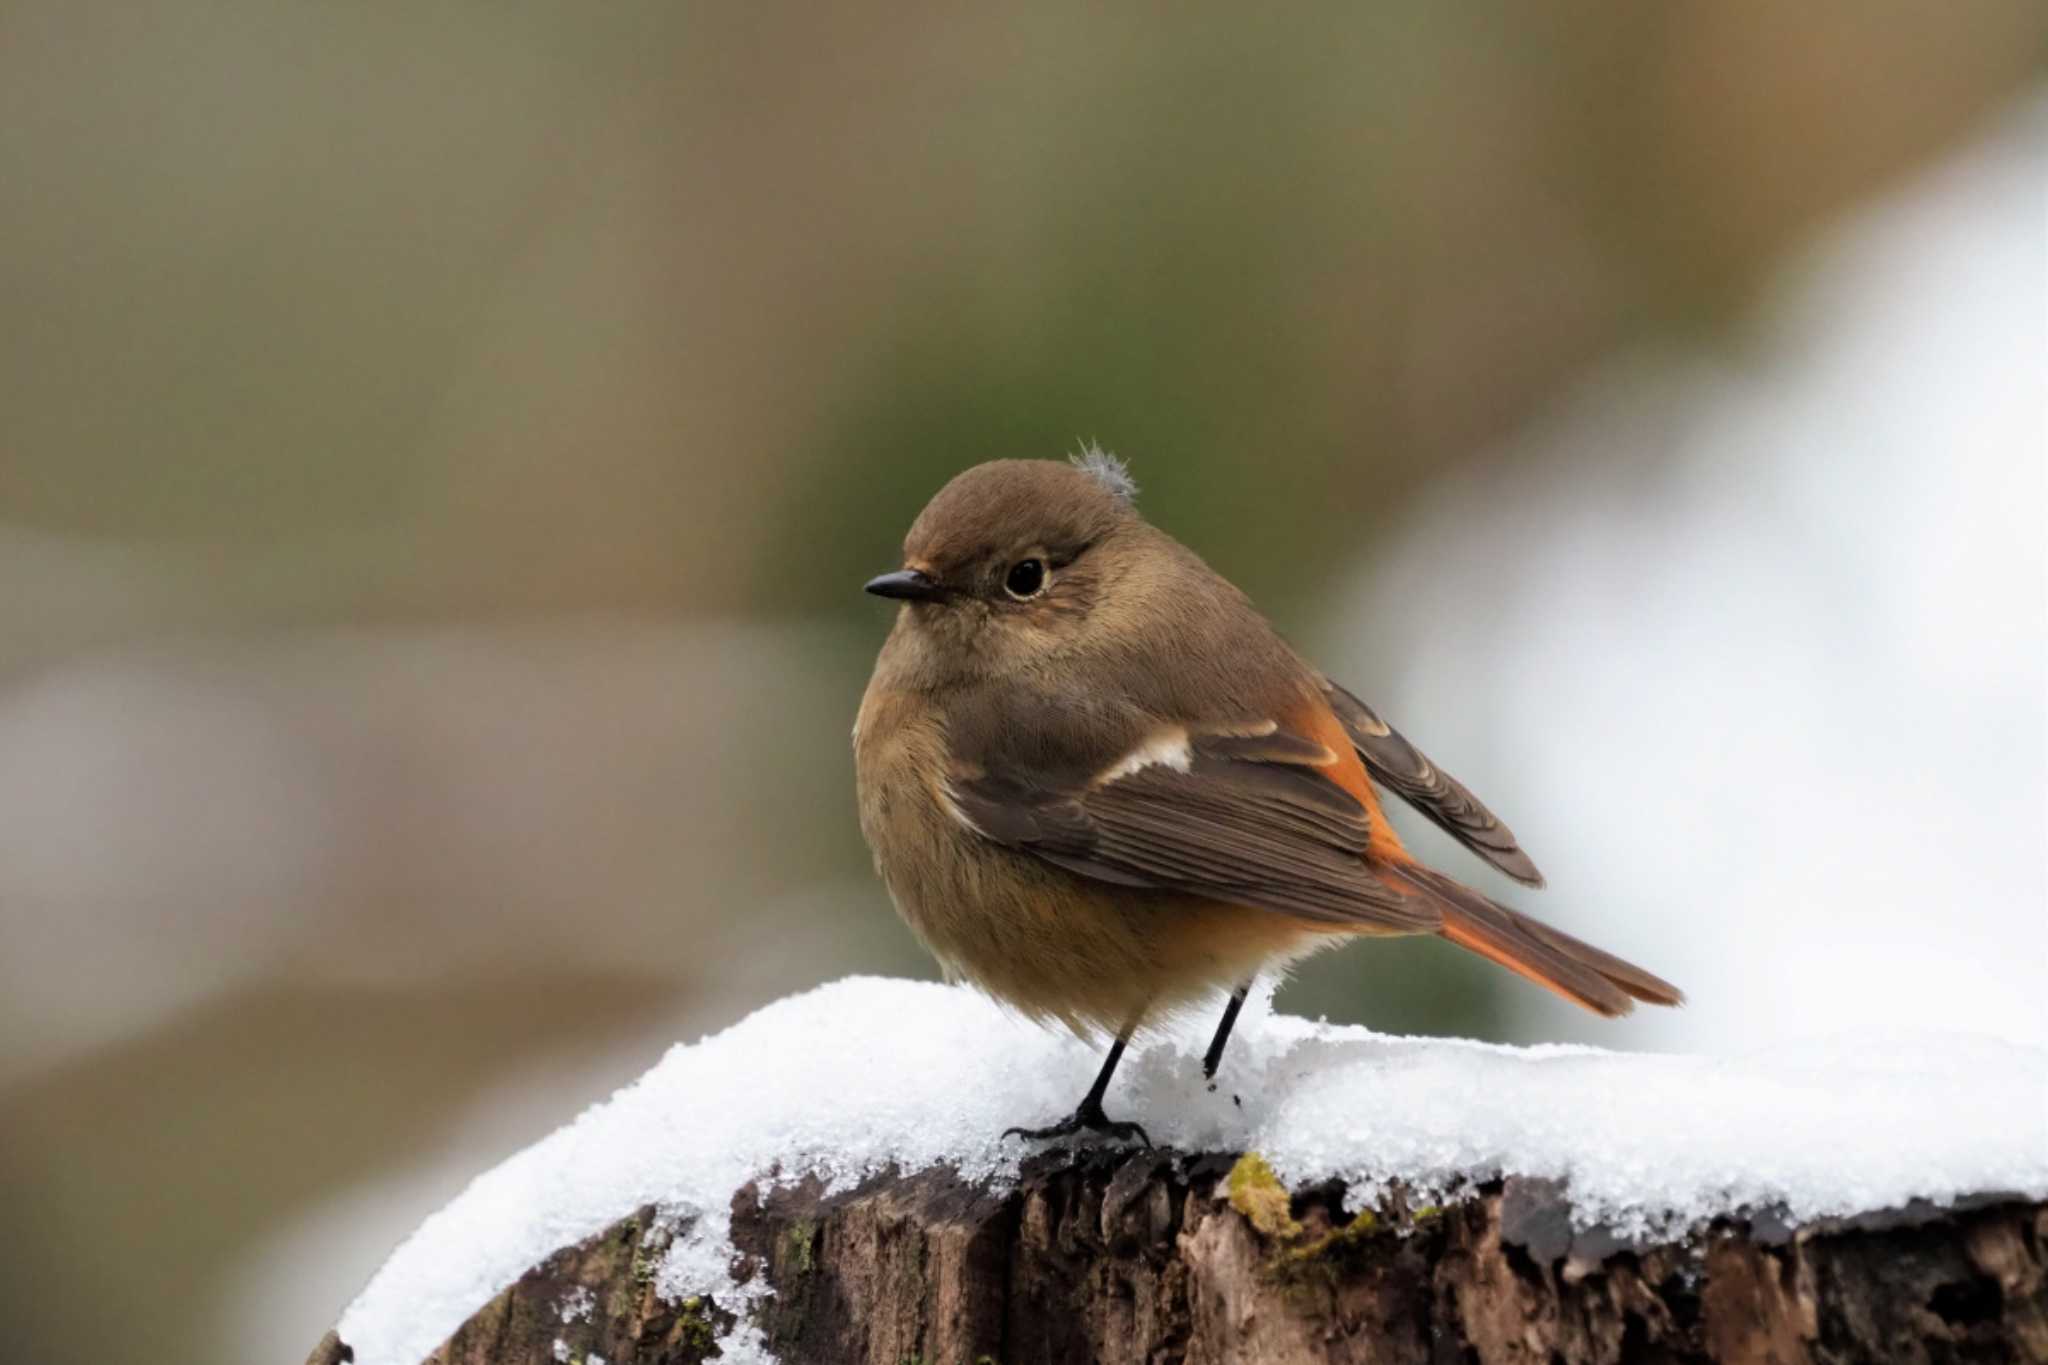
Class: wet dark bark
315,1151,2048,1365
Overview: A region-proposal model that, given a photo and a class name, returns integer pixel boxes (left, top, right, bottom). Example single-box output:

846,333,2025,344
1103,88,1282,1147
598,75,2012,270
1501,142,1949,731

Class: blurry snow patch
0,617,864,1086
1320,91,2048,1053
338,976,2047,1365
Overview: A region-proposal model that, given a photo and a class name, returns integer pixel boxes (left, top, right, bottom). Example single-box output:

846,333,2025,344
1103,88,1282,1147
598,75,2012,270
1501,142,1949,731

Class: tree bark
319,1150,2048,1365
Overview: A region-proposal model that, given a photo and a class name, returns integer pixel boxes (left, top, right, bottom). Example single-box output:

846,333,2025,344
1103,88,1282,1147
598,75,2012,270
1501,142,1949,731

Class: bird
853,451,1682,1143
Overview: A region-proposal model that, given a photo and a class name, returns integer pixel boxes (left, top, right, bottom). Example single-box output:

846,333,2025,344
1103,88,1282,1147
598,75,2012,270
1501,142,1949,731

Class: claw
1002,1100,1151,1148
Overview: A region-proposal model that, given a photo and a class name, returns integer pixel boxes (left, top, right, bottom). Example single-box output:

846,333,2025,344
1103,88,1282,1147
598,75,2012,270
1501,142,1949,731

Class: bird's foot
1002,1099,1151,1148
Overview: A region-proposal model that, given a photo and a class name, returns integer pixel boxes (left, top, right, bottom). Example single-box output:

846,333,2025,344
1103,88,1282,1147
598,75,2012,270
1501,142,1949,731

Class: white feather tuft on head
1069,441,1138,503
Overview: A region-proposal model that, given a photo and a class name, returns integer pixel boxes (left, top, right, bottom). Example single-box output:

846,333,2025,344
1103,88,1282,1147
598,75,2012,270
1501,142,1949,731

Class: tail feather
1497,901,1685,1008
1387,864,1684,1018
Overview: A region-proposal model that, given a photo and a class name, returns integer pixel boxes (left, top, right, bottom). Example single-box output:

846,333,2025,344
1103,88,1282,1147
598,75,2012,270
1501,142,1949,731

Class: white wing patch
934,774,984,837
1097,727,1193,785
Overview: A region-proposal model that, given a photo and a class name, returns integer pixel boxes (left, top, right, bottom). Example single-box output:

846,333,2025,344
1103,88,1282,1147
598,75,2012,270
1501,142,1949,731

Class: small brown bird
855,453,1681,1142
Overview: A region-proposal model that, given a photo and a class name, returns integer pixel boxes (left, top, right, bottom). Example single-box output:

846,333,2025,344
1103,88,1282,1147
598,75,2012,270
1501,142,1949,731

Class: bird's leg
1202,979,1252,1086
1004,1022,1151,1147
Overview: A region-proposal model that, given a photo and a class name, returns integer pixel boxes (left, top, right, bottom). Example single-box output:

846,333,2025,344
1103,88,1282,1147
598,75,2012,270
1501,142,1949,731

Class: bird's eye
1003,558,1048,599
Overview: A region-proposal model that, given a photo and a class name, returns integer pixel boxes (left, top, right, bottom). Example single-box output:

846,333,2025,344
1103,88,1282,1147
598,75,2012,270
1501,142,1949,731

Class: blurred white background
1327,94,2047,1054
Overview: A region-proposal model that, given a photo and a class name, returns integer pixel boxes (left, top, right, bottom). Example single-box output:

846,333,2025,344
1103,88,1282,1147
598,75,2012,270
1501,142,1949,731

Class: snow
338,975,2048,1365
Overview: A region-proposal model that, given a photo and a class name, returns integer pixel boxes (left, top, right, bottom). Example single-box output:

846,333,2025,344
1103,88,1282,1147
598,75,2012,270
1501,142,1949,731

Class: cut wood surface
315,1147,2048,1365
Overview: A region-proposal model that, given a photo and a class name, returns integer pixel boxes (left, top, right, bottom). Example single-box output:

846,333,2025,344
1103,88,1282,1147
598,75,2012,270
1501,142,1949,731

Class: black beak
864,568,946,602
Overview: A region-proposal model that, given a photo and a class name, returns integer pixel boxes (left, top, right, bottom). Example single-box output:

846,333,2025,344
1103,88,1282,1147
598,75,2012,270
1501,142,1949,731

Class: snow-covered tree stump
322,980,2048,1364
320,1159,2046,1364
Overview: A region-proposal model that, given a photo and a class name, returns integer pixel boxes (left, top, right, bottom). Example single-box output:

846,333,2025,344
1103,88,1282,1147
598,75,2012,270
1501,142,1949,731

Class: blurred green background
1,4,2042,1362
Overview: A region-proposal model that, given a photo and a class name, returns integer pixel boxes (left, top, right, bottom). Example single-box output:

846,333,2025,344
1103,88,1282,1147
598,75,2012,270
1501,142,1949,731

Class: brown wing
946,722,1439,932
1318,679,1546,888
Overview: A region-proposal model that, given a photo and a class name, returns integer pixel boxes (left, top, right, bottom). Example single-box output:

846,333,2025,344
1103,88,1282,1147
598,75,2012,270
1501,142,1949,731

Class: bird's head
865,450,1147,676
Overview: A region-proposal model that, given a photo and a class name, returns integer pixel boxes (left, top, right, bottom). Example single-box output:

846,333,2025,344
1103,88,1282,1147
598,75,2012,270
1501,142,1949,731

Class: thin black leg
1079,1033,1129,1112
1003,1023,1151,1146
1202,980,1252,1082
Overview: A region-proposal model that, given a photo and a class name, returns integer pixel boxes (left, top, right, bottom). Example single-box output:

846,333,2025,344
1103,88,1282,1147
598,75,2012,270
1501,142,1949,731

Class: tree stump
317,1148,2048,1365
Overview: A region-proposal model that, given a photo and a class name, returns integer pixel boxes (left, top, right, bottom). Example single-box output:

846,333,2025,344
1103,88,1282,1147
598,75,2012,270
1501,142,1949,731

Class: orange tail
1386,864,1684,1018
